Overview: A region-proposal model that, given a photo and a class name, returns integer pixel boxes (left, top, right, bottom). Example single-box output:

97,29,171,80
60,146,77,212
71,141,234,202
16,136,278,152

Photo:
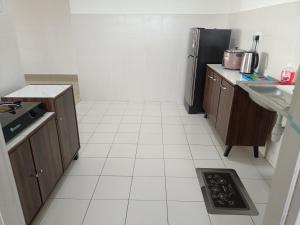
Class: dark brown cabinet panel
216,79,235,142
204,69,221,126
227,87,276,146
203,66,276,154
55,88,80,169
209,73,221,125
203,68,213,114
9,140,42,225
30,118,63,201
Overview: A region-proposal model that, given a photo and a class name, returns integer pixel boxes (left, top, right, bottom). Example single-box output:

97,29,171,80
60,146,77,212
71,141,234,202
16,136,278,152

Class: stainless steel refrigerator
184,28,231,114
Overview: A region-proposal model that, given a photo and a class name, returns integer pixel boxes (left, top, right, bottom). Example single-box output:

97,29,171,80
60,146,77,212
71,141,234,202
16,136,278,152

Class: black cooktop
0,102,45,142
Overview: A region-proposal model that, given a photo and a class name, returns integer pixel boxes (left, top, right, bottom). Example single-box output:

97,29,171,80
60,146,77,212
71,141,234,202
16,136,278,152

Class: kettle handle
253,52,259,69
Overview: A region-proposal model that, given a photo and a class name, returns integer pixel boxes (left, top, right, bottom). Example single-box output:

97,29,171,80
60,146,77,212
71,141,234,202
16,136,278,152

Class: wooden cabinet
30,118,63,201
55,89,79,168
203,67,276,157
3,86,80,170
216,79,234,142
202,68,213,113
9,140,42,225
210,73,222,125
9,115,63,224
203,70,221,125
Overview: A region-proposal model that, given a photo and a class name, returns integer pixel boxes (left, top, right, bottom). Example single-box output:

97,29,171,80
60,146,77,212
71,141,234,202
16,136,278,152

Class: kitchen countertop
5,85,71,98
207,64,244,85
5,112,55,152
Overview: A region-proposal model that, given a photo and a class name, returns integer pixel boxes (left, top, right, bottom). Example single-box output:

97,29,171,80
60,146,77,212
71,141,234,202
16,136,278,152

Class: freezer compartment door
188,28,200,57
184,55,198,106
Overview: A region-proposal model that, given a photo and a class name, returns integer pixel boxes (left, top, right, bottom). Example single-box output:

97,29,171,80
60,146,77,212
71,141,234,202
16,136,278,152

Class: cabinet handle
221,85,227,90
30,173,39,178
39,169,44,174
208,75,214,80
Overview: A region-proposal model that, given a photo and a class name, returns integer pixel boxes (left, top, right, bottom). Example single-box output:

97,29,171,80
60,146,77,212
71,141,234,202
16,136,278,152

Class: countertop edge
4,84,72,99
207,64,241,86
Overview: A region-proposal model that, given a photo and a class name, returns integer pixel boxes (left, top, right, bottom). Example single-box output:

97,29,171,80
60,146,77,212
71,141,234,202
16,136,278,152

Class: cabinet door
216,79,235,142
203,68,213,113
55,88,80,169
9,140,42,225
30,118,63,201
209,73,222,125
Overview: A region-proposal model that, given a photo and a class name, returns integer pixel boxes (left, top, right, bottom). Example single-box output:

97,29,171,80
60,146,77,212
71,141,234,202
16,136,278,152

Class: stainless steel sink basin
249,86,283,97
238,82,294,117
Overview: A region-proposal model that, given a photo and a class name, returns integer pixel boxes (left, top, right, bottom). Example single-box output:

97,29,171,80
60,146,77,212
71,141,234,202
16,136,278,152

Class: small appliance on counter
223,47,245,70
0,101,45,142
279,64,296,85
240,35,260,74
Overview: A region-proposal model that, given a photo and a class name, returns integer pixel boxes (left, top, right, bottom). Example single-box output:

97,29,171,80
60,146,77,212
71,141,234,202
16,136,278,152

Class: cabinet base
224,146,232,157
224,146,259,158
73,153,79,160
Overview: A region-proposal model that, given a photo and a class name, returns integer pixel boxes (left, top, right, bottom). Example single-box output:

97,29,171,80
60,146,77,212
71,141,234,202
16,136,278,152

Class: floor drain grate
196,168,258,216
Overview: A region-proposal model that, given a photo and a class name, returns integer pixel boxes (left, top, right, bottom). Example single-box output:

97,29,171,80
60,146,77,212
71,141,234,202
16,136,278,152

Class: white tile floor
33,101,275,225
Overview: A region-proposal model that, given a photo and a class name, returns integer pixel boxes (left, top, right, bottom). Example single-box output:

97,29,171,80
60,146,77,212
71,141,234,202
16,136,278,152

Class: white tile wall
71,14,229,102
70,0,233,14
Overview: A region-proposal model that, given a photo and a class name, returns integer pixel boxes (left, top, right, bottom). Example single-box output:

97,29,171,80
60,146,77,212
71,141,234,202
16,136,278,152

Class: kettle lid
225,47,246,53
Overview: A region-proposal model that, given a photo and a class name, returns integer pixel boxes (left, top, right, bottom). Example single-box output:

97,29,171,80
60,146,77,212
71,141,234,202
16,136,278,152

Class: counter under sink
238,82,294,117
238,82,295,142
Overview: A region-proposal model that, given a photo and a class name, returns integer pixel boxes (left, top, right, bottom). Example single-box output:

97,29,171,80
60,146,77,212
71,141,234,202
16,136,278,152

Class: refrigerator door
184,55,198,106
184,28,231,114
184,28,200,106
188,28,200,57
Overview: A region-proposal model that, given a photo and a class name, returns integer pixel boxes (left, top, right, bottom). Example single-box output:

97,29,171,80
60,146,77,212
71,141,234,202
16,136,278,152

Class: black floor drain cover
196,168,258,216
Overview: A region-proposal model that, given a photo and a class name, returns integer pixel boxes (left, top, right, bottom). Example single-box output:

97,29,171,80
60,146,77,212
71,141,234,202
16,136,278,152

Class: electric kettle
240,51,259,74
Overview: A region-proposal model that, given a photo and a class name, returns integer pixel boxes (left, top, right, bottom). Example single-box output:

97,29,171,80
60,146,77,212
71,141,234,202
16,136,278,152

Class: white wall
72,14,229,102
228,1,300,166
70,0,232,14
9,0,77,74
0,0,24,96
229,1,300,81
0,2,25,225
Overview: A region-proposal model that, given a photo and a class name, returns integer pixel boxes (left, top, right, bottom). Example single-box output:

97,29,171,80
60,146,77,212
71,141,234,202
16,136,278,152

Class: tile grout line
75,102,268,225
123,103,144,225
183,114,214,225
161,104,171,225
79,103,117,225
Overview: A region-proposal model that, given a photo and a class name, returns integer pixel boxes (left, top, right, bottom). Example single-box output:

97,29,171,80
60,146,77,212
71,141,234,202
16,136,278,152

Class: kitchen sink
238,82,294,117
249,86,283,97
